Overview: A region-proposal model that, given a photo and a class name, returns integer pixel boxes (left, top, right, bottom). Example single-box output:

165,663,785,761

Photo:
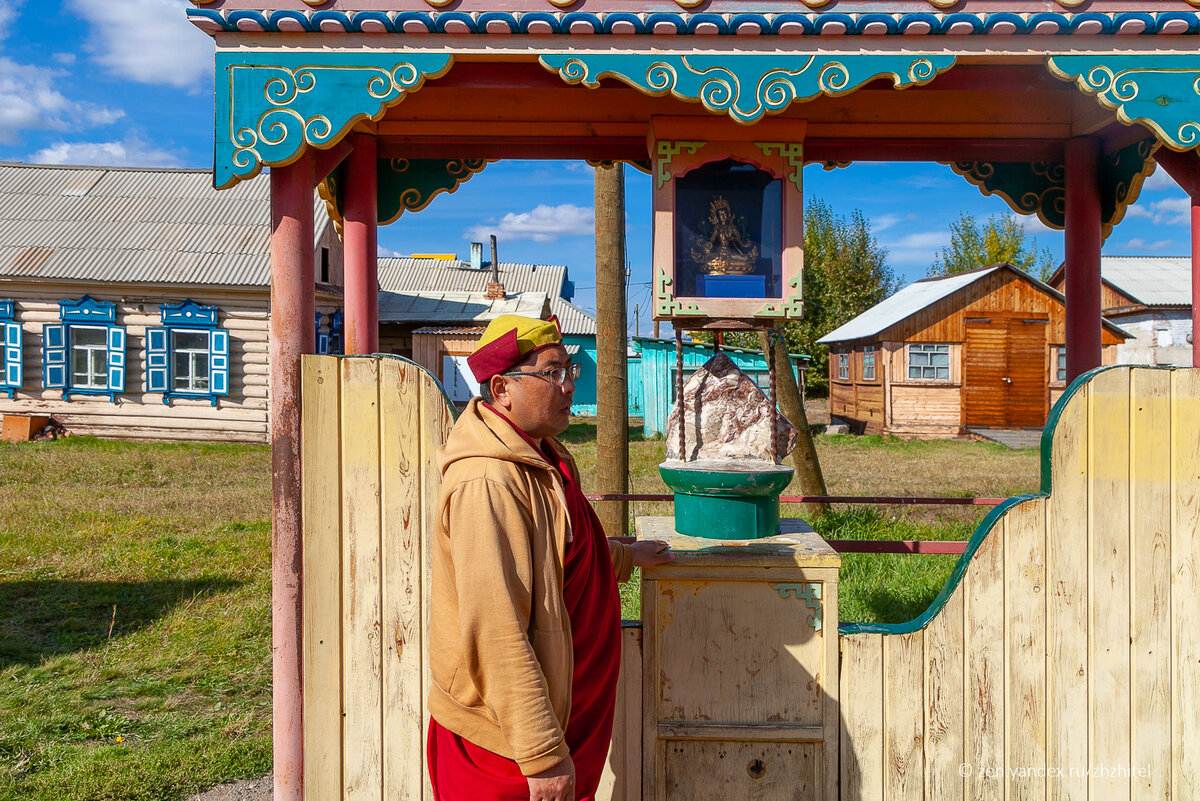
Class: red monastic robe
428,417,623,801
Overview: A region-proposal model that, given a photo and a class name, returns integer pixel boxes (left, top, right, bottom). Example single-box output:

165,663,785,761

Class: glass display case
650,118,805,326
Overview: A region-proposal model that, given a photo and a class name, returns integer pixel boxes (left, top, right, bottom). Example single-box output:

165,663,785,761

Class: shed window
837,352,850,381
42,296,126,401
1,299,21,398
146,300,229,406
1056,347,1067,383
907,344,950,381
862,346,875,381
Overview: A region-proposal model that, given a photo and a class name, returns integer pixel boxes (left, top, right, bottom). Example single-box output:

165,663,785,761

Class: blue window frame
1,300,21,398
316,310,345,356
146,300,229,406
42,296,126,401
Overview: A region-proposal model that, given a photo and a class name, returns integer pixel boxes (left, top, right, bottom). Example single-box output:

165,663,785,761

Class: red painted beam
312,139,353,186
827,540,969,555
584,493,1004,506
1064,136,1103,381
268,152,315,801
343,133,379,354
1194,161,1200,368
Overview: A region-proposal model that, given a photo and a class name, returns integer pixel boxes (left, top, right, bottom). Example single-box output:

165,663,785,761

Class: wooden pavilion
184,1,1200,799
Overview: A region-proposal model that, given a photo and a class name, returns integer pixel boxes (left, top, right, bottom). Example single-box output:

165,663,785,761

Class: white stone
665,352,797,463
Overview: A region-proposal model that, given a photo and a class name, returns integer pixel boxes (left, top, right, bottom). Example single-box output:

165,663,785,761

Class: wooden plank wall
300,354,644,801
839,366,1200,801
0,281,340,442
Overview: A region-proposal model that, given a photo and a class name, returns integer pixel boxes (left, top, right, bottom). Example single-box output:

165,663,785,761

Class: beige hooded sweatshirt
426,399,634,776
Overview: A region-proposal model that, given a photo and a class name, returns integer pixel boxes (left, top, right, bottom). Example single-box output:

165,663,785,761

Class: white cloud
32,134,182,168
1141,166,1178,192
883,230,951,266
1009,213,1055,236
53,53,77,66
465,203,595,243
377,245,401,257
0,58,124,145
0,2,19,36
70,0,213,89
871,213,901,233
1123,238,1174,253
1126,196,1192,226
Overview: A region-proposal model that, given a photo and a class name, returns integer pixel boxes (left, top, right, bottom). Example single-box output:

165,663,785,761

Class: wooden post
1064,136,1102,382
594,163,629,537
760,331,830,519
269,151,315,801
344,133,379,354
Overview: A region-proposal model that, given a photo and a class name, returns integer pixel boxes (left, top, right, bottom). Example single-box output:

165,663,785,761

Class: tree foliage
929,212,1055,280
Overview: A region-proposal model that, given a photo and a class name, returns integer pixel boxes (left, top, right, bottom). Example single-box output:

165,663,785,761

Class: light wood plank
597,626,643,801
1004,500,1047,801
1047,381,1089,801
840,634,884,801
418,372,451,801
1171,369,1200,801
964,524,1003,801
884,632,925,801
1088,368,1131,801
925,586,965,801
380,360,424,801
302,355,342,801
1129,368,1172,801
340,358,383,801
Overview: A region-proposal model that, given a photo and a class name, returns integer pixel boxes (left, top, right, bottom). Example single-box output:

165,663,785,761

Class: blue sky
4,0,1193,332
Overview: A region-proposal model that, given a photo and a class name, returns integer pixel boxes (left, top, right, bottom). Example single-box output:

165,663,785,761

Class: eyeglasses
502,363,582,387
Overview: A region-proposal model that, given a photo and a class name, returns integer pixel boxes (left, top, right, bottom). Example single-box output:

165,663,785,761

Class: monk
426,314,671,801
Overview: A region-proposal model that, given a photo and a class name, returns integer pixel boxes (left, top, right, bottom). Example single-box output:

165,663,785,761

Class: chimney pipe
485,234,506,300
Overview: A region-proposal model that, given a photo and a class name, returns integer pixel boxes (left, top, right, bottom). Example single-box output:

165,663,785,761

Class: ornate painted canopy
191,0,1200,243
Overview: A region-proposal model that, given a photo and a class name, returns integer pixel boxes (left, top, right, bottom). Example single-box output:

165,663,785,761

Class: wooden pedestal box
637,518,840,800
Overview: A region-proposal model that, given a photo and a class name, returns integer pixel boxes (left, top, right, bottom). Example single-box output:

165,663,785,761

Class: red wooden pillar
1064,136,1103,382
269,152,315,801
1193,158,1200,367
344,133,379,354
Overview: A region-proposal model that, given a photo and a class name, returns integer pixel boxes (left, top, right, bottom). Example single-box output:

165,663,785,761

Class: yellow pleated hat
468,314,562,382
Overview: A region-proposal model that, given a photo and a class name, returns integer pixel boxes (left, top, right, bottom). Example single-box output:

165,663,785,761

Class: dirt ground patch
185,772,272,801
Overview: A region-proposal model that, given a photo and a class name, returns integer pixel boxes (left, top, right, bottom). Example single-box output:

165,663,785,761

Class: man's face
493,344,575,441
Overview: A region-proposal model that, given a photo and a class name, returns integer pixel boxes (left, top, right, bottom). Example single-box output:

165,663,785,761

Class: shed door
963,318,1047,428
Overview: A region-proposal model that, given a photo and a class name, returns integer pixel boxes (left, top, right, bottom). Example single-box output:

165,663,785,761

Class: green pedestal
658,462,794,540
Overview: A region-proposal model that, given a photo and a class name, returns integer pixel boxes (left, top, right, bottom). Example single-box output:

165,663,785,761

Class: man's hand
528,755,575,801
631,539,673,567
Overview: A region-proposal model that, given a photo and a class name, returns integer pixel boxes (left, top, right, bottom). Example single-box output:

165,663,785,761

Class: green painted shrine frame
184,1,1200,798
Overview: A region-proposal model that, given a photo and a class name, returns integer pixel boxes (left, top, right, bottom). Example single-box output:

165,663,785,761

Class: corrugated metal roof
818,268,1000,344
377,256,597,335
0,162,331,287
1100,256,1193,307
378,290,549,324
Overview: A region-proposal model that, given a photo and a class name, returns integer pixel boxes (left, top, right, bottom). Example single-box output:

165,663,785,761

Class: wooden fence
300,357,1200,801
839,366,1200,801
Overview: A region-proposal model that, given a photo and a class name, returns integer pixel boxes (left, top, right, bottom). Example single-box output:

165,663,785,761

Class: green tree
702,199,897,397
784,198,897,397
929,212,1055,280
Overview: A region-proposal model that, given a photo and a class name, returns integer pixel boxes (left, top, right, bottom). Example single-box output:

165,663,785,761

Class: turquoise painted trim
540,53,956,124
1049,55,1200,151
214,51,453,188
189,9,1200,37
341,353,459,421
838,364,1160,636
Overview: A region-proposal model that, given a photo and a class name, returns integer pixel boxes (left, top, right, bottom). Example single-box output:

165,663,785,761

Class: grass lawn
0,425,1040,799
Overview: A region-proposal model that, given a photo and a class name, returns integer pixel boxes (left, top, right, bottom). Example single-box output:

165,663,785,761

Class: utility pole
594,163,629,537
760,329,829,519
634,304,639,338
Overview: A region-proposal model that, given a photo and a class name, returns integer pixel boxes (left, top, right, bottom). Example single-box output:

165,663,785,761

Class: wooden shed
817,264,1128,438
